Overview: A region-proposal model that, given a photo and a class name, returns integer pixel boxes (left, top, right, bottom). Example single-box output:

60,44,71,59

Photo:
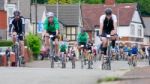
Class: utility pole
35,0,38,35
17,0,19,10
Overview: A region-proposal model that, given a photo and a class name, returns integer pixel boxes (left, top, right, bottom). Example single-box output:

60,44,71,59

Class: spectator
5,48,11,66
147,46,150,57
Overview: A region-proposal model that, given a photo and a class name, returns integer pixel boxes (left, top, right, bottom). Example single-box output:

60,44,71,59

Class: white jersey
99,14,117,24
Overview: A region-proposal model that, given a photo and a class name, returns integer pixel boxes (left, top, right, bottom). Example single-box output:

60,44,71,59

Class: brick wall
0,10,7,29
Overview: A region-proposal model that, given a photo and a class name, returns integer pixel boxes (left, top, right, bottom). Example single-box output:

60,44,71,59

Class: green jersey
77,32,89,43
59,42,68,52
44,17,59,32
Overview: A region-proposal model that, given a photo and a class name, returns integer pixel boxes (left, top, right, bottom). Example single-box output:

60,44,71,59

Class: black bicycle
12,34,25,67
101,35,112,70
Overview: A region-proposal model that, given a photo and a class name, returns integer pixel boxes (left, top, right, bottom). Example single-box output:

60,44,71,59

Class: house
0,0,7,40
81,0,145,46
143,17,150,46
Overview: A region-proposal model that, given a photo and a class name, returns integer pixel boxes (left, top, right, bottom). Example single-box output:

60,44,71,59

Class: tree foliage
31,0,48,4
48,0,72,4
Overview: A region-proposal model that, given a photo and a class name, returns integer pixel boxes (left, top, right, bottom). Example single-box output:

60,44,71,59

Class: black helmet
105,8,112,16
13,10,20,16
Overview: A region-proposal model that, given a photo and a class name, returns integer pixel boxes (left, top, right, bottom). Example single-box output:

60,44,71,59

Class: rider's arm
112,14,117,33
43,18,48,37
54,17,60,35
21,17,25,34
9,18,14,34
99,15,105,35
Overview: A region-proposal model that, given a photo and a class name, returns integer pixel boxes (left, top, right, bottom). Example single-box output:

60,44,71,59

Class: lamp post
35,0,38,35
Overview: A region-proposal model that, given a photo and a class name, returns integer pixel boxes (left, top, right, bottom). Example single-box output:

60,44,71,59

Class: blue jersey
131,47,138,54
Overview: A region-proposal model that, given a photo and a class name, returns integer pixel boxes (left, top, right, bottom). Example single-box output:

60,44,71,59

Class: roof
81,3,138,30
8,0,31,18
0,0,4,10
46,5,80,26
142,17,150,36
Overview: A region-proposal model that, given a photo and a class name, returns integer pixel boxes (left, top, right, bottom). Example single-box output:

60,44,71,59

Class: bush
26,33,42,60
0,40,13,47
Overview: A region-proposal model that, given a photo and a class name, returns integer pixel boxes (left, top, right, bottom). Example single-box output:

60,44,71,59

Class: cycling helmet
13,10,20,16
105,8,112,16
46,12,54,17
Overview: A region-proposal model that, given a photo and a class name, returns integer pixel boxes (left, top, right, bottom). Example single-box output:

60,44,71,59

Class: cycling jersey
131,47,138,55
59,42,68,52
44,17,59,33
100,14,117,35
77,32,89,43
9,16,25,34
9,16,25,40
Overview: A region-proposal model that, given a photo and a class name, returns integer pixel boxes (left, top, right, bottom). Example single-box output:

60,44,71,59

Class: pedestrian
147,46,150,65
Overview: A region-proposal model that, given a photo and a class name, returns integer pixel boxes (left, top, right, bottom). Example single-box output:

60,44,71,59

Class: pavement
117,66,150,84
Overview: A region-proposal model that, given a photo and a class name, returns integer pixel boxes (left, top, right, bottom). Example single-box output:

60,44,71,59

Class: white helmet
46,12,54,17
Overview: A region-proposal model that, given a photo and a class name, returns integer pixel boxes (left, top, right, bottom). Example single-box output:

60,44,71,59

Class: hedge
0,40,13,47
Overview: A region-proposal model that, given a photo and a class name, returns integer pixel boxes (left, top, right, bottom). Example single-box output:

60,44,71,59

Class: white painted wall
130,22,144,38
117,26,130,37
144,37,150,45
132,10,142,23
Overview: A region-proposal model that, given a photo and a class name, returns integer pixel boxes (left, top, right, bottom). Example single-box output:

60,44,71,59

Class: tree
137,0,150,16
116,0,136,3
31,0,48,4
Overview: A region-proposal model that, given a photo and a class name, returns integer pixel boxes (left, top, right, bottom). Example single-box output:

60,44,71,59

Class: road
0,60,149,84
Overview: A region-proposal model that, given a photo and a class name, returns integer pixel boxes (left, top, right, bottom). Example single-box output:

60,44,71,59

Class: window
8,8,14,17
66,27,77,41
96,30,99,36
138,25,142,37
130,24,135,35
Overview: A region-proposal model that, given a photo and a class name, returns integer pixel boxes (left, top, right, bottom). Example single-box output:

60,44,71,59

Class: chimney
105,0,115,5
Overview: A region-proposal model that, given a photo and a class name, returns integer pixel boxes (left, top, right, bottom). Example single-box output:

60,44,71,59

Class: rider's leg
44,33,50,51
19,41,24,57
111,30,117,48
12,32,17,44
54,38,59,56
101,37,108,55
19,34,25,57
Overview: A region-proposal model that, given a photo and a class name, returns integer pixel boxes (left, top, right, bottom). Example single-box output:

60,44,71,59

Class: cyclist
86,40,93,69
9,10,25,59
43,12,60,57
123,45,129,60
77,28,89,56
59,39,68,68
130,44,138,66
99,8,117,57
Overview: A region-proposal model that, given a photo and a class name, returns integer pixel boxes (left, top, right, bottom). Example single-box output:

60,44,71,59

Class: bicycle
128,54,137,67
70,50,76,69
60,52,66,68
48,35,56,68
11,34,25,67
80,45,85,69
101,35,112,70
87,49,93,69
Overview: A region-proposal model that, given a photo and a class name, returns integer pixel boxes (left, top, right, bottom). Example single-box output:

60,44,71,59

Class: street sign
37,22,43,33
